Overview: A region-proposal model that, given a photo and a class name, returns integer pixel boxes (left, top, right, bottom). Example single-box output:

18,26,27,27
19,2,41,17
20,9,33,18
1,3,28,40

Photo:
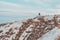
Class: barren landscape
0,15,60,40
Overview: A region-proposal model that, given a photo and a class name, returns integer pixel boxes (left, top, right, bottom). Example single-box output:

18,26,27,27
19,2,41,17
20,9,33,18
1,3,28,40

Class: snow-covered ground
0,15,60,40
0,21,22,40
38,27,60,40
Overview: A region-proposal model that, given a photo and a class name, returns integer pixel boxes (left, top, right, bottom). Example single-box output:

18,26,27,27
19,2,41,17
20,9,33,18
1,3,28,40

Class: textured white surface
38,27,60,40
0,21,22,40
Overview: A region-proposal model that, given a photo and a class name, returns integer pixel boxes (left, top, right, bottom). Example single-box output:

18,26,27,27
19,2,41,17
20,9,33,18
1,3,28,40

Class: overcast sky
0,0,60,16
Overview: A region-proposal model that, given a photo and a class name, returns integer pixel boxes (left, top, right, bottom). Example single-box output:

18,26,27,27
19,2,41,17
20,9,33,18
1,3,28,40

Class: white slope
0,15,60,40
38,27,60,40
0,21,22,40
19,25,33,40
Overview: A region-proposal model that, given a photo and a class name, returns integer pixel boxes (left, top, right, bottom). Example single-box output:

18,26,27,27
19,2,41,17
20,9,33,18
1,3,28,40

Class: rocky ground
0,15,60,40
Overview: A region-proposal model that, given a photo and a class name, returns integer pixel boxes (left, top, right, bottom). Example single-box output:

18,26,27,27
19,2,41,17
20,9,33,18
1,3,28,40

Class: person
33,13,40,19
38,13,40,15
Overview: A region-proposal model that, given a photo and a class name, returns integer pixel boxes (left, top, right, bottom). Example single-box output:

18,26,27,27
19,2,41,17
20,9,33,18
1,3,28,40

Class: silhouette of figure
33,13,41,19
38,13,40,15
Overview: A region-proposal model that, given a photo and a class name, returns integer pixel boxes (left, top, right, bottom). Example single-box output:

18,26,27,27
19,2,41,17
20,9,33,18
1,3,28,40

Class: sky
0,0,60,16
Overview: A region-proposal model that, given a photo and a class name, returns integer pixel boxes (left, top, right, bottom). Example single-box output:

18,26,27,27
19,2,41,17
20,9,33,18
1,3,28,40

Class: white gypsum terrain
0,15,60,40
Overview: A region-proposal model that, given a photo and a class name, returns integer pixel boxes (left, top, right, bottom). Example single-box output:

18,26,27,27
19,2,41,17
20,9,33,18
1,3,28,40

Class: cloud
0,1,60,17
24,0,60,9
24,0,44,5
43,9,60,15
0,1,41,16
24,0,52,5
55,4,60,9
